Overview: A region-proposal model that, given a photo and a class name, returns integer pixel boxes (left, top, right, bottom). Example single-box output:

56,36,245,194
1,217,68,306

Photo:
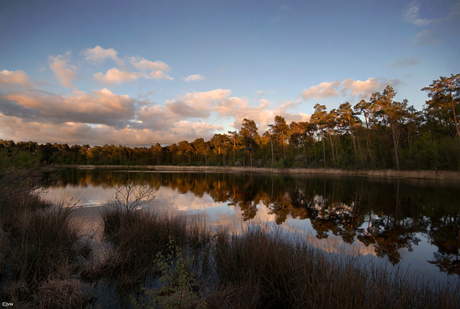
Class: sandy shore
54,165,460,181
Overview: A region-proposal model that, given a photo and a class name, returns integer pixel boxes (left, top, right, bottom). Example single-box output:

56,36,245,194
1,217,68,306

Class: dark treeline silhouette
49,168,460,275
2,74,459,170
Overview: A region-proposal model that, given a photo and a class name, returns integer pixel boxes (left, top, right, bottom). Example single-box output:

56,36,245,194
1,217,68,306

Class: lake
40,167,460,284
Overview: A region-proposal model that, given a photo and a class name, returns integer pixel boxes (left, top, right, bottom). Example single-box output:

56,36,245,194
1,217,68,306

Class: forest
2,74,459,171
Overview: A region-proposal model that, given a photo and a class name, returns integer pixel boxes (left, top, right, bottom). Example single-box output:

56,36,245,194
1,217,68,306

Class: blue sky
1,0,459,146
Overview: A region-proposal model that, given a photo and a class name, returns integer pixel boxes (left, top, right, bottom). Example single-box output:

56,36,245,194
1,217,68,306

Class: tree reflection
428,215,460,276
46,168,460,274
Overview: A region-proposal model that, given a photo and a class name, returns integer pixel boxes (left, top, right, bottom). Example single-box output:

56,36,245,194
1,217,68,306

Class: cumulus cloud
341,78,400,98
386,56,421,68
48,51,78,88
84,46,173,84
0,114,222,147
301,81,341,100
144,89,309,134
415,29,441,45
0,78,225,145
182,74,205,82
129,57,173,80
0,65,308,145
130,57,169,72
92,55,173,84
301,78,401,101
1,87,136,128
83,46,118,62
0,70,33,89
83,45,125,68
166,101,211,118
156,89,229,121
93,68,143,84
165,90,308,132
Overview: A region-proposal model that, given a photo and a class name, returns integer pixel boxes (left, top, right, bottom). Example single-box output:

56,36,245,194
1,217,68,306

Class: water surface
40,167,460,283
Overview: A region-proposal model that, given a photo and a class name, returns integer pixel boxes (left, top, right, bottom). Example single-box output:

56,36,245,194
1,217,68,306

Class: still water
40,167,460,283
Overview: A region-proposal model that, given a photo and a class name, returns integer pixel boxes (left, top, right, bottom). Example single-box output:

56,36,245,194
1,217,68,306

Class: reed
209,226,460,309
2,176,458,308
94,206,212,293
0,189,87,306
120,214,459,308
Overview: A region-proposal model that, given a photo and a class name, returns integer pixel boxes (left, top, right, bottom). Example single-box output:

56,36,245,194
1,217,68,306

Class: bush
131,236,206,309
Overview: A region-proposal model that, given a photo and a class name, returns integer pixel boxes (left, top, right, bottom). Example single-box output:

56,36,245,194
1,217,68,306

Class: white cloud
83,46,117,62
415,29,441,45
86,50,173,84
386,56,421,68
0,70,33,89
403,1,431,26
129,57,169,71
83,45,125,68
403,0,460,26
164,89,230,119
145,89,309,133
0,78,227,145
2,87,136,128
93,68,143,84
302,78,401,101
129,57,173,80
1,65,309,145
0,114,223,147
48,51,78,88
341,78,397,98
256,90,274,99
182,74,205,82
301,81,341,100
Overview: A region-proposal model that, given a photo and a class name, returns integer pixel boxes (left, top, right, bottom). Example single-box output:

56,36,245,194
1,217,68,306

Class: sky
1,0,459,147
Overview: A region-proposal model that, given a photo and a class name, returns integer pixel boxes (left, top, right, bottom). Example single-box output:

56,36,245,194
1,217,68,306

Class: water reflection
42,168,460,279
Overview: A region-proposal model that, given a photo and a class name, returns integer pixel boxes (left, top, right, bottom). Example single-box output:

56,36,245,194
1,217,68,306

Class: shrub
131,236,206,309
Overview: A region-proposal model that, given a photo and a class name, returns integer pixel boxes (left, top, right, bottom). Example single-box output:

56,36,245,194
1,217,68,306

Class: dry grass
34,278,86,309
2,185,458,308
0,190,88,305
101,211,458,309
90,206,212,293
8,206,80,285
209,226,460,309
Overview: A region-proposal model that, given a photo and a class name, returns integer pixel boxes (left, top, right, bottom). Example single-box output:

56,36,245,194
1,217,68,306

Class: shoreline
53,165,460,181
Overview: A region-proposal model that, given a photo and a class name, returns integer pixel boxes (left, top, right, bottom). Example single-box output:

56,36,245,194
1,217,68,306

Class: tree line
1,74,459,171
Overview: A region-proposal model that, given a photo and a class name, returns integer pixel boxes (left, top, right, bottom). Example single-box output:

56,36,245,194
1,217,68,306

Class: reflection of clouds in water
156,190,221,211
41,182,375,257
40,185,117,206
41,184,196,208
282,219,377,256
255,203,277,222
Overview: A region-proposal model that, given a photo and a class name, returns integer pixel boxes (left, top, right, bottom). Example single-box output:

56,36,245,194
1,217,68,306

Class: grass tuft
1,189,87,305
34,278,86,309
